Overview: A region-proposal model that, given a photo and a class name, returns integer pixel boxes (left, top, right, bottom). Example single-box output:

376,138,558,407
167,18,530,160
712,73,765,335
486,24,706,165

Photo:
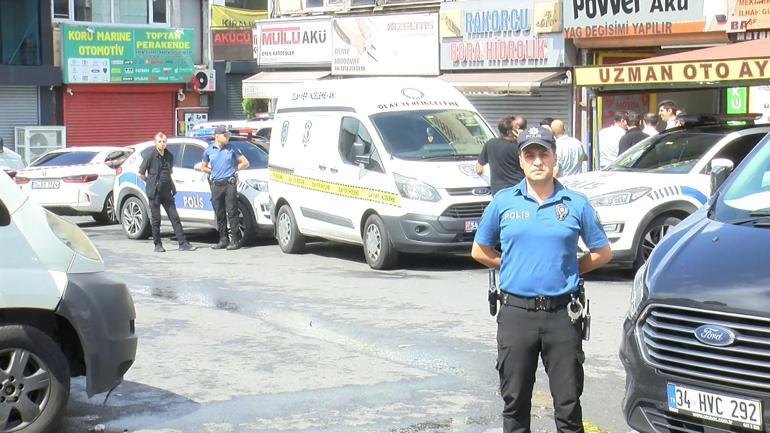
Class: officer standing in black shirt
138,132,196,252
475,116,525,195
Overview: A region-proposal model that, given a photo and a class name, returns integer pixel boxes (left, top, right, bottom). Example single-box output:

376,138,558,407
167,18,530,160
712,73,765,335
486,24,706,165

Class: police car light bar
678,113,761,125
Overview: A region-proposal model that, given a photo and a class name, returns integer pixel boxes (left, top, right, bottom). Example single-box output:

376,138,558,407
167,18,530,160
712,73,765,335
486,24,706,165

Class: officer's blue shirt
202,143,242,180
475,179,609,298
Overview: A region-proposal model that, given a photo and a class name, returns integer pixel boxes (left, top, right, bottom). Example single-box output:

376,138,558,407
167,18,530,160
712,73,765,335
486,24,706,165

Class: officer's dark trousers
210,179,239,244
497,303,585,433
149,189,187,246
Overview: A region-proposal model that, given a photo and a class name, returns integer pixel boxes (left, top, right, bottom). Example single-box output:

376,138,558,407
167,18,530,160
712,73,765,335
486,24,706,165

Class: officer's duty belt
211,176,235,186
499,292,574,311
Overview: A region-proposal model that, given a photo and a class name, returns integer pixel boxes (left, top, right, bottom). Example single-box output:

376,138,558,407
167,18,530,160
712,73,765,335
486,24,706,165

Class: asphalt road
59,219,635,433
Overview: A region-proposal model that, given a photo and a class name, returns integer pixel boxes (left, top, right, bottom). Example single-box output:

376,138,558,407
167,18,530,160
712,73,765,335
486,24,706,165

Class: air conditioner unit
193,69,216,92
14,126,67,164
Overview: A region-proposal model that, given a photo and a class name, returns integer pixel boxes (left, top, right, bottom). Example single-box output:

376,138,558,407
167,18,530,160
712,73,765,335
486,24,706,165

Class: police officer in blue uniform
201,126,250,250
472,126,612,433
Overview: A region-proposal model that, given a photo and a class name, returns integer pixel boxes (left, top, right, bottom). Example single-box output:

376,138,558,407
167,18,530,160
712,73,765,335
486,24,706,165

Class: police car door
172,142,212,221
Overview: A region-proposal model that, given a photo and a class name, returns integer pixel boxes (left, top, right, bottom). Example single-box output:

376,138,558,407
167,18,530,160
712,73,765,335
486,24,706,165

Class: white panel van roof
274,77,477,117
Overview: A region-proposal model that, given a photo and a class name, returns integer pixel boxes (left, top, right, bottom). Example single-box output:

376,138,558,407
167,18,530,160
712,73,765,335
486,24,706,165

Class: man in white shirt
642,113,659,136
598,112,627,169
551,119,585,177
657,100,679,131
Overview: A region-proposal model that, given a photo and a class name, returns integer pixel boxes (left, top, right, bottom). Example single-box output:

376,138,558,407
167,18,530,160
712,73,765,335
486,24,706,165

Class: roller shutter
63,84,178,146
227,75,246,119
468,86,572,133
0,86,39,150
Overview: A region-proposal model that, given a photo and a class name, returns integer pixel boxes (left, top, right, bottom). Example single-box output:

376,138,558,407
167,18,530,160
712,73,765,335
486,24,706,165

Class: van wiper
727,211,770,226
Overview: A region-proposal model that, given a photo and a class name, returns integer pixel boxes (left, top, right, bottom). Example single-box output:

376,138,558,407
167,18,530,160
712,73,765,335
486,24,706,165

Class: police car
113,133,272,245
562,115,770,269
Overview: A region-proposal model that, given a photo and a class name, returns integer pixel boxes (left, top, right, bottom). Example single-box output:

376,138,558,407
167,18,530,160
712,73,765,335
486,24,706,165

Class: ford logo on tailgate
694,324,736,347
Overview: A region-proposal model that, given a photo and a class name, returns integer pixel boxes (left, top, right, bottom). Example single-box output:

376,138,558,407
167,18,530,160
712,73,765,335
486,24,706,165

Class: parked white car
0,170,137,433
114,136,272,245
15,146,133,224
562,121,770,269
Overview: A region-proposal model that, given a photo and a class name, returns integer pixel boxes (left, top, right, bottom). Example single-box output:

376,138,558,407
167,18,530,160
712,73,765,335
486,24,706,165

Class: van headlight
45,211,102,262
245,179,269,191
627,262,648,321
589,187,650,207
394,173,440,202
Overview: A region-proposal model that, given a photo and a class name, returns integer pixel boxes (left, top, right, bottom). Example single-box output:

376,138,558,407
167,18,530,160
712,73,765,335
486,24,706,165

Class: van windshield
370,109,494,160
712,134,770,225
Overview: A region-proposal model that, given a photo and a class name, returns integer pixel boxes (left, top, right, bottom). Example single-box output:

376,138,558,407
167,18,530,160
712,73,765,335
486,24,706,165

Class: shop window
0,0,41,65
54,0,168,24
225,0,268,11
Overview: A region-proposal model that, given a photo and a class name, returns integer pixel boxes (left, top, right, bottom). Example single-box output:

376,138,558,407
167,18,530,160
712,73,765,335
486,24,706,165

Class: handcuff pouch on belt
568,278,591,341
488,269,499,316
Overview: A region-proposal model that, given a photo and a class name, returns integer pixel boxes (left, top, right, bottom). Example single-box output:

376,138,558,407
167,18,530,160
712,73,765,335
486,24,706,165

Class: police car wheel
121,196,151,240
0,325,70,433
93,193,118,225
363,214,398,270
635,215,682,269
236,201,257,246
276,204,304,254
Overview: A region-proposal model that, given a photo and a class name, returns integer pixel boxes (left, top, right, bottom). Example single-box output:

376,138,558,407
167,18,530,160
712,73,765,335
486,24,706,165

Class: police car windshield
206,138,268,169
370,109,494,160
31,151,98,167
608,132,723,173
713,134,770,225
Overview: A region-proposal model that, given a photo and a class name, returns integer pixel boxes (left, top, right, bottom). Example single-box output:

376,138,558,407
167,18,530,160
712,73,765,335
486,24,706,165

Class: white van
0,172,137,432
268,77,495,269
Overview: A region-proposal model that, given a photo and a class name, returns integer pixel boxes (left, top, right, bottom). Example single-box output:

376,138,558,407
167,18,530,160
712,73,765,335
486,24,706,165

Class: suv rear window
31,151,98,167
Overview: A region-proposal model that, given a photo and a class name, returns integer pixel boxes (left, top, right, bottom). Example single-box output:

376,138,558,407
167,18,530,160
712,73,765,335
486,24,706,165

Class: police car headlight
394,173,440,202
627,262,649,321
245,179,268,191
589,187,650,207
45,210,102,262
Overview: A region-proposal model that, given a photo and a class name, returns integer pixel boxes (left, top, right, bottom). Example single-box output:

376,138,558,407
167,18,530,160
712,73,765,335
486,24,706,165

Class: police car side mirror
710,158,734,193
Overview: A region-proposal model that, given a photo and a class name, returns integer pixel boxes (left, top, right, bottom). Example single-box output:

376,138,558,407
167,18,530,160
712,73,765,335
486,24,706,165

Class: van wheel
93,193,118,225
0,325,70,433
276,204,304,253
236,200,257,246
634,216,682,270
363,214,399,270
121,196,151,240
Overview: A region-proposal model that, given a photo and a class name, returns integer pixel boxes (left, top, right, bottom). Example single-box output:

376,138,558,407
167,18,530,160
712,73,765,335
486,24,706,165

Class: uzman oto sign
62,25,195,84
576,58,770,87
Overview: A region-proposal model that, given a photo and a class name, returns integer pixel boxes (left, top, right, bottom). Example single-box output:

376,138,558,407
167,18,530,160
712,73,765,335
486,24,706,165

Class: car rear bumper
56,272,137,396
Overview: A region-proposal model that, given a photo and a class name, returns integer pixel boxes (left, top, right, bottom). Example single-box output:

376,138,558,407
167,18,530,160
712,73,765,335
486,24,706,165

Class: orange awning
575,39,770,90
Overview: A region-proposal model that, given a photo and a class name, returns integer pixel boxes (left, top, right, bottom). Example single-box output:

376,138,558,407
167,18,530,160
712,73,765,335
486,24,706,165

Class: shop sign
213,29,254,61
730,29,770,41
726,87,748,114
727,0,770,33
601,94,649,127
255,19,332,66
211,4,267,29
331,13,439,76
563,0,707,39
533,1,562,34
576,58,770,87
61,25,195,84
439,0,565,70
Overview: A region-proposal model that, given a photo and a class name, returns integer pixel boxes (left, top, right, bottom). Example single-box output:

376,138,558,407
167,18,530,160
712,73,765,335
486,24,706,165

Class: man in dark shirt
138,132,195,252
618,111,649,155
475,116,525,195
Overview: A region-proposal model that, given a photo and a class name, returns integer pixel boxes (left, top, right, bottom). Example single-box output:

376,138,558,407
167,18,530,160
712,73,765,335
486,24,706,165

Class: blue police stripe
680,186,707,204
175,192,214,211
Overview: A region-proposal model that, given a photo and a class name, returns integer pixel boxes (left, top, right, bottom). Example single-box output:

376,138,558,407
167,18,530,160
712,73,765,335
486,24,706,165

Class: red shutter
63,84,180,146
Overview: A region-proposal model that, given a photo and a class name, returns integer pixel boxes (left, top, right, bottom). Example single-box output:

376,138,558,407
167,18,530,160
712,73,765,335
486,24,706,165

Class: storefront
60,25,196,145
726,0,770,123
438,0,573,130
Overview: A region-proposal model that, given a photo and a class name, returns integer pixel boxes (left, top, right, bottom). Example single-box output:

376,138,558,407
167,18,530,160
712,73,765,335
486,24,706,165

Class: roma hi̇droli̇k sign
62,25,195,84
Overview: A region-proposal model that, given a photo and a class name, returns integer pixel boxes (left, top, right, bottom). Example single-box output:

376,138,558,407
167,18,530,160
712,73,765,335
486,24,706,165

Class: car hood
645,210,770,311
391,159,489,189
561,170,705,199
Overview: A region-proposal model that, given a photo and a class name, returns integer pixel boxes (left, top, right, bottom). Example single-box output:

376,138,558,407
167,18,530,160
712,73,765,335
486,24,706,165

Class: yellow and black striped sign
269,168,401,207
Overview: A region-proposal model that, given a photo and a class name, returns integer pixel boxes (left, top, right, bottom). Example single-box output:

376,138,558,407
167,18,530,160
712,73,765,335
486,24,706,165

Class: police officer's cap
213,125,230,135
518,126,556,152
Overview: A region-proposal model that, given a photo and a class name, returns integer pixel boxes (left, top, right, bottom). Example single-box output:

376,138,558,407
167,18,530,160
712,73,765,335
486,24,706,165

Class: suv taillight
62,174,98,183
14,176,29,184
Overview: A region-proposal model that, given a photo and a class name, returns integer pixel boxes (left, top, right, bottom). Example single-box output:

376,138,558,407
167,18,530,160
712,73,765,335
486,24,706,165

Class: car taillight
115,166,122,175
62,174,99,183
14,176,30,184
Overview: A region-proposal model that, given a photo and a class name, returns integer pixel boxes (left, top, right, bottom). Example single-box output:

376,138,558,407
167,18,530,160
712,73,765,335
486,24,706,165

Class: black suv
621,131,770,432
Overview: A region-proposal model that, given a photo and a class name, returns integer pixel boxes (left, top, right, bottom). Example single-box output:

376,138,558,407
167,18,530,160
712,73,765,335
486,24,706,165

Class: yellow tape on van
270,168,401,207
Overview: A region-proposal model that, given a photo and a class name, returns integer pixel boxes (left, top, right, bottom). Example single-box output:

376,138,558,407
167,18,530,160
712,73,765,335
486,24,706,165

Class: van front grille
637,304,770,391
441,202,488,219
